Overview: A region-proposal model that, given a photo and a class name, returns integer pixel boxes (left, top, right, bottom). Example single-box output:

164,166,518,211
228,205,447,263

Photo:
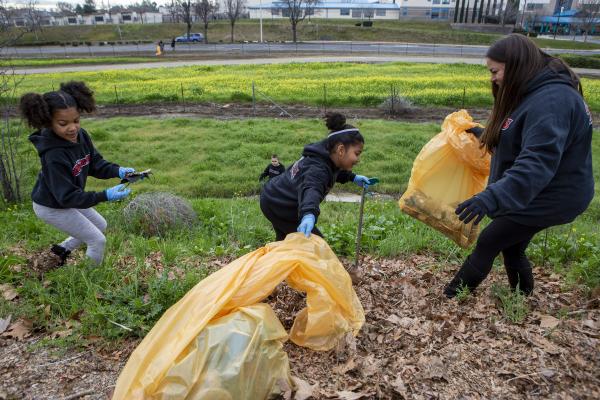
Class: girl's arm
44,159,108,208
89,145,120,179
336,170,356,184
477,101,573,215
297,164,329,221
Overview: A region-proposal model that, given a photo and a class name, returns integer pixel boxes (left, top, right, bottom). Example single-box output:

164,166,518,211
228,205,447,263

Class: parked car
175,33,204,43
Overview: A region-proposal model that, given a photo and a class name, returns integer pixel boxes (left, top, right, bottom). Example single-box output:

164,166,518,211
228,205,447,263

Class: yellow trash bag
112,233,365,400
153,304,292,400
399,110,490,248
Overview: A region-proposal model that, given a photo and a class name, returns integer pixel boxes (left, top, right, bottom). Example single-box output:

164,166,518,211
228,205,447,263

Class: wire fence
0,40,526,60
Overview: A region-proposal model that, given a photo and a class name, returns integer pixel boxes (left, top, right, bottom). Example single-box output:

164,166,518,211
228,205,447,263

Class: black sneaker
50,244,71,266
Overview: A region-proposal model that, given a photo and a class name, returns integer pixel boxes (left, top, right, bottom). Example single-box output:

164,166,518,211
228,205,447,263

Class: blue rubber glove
118,167,135,180
353,175,371,189
105,184,131,202
455,196,488,225
297,214,316,238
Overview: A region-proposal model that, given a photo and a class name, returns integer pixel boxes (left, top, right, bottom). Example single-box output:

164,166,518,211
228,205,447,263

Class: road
3,41,600,60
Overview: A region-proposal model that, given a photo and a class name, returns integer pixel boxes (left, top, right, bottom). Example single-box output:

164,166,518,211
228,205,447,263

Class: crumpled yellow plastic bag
112,233,365,400
399,110,490,248
154,304,292,400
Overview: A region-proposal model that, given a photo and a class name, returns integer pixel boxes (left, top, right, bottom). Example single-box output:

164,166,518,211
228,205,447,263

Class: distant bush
558,54,600,69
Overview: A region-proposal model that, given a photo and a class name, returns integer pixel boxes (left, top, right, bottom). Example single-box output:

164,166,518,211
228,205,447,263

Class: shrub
123,192,198,237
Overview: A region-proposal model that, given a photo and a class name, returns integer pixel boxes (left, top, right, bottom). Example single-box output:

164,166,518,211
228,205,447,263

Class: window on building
340,8,350,15
442,0,450,4
95,15,104,22
68,17,77,24
431,7,439,18
433,0,440,4
15,19,25,26
352,9,362,17
402,7,408,15
271,8,280,15
305,8,314,16
122,14,132,21
376,9,386,16
364,9,374,18
440,8,449,18
282,8,290,17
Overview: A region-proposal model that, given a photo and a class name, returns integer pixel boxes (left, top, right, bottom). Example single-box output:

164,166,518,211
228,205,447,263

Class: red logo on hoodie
501,118,514,131
72,154,90,177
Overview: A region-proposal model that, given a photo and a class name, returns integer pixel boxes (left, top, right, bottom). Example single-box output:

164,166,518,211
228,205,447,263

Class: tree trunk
492,0,497,16
292,21,297,43
454,0,460,22
0,156,16,204
472,0,479,22
204,22,209,43
187,20,192,37
465,0,470,23
230,21,235,43
478,0,485,23
460,0,466,22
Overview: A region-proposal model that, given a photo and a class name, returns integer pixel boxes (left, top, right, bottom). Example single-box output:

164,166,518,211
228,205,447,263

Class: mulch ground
2,253,599,400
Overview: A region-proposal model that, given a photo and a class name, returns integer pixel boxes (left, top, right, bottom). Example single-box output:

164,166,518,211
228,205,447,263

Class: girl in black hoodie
260,112,376,241
22,81,136,266
444,34,594,298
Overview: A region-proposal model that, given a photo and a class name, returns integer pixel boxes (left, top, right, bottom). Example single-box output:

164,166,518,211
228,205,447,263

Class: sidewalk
12,55,600,77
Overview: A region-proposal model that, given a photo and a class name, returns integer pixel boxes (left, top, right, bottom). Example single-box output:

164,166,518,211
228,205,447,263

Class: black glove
455,196,488,225
466,126,484,138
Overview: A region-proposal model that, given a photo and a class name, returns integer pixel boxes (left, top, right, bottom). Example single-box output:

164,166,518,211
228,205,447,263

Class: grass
491,283,529,324
4,62,600,111
3,20,600,50
0,57,161,68
1,116,598,341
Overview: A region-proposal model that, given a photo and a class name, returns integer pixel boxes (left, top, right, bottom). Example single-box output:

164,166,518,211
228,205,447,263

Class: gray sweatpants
32,202,107,265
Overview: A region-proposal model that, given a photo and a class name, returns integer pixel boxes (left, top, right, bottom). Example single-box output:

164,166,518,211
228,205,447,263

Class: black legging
445,216,546,297
471,216,545,277
259,196,323,241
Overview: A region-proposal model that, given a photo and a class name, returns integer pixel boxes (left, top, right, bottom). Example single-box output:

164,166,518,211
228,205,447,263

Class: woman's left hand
455,196,488,225
118,167,136,179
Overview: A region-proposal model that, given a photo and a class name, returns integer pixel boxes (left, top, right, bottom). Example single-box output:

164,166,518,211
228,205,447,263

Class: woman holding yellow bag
444,34,594,298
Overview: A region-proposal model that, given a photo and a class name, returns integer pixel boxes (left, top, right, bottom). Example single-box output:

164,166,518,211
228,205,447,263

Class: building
248,0,459,20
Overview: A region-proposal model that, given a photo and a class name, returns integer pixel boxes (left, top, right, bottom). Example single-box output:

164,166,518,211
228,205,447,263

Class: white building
248,0,458,20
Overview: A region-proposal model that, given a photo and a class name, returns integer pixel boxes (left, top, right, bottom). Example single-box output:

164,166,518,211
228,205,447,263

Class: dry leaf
386,314,402,324
51,328,73,339
0,283,17,301
583,319,598,330
335,390,371,400
0,315,11,334
292,376,316,400
531,335,561,355
334,358,356,375
539,368,556,378
391,374,407,394
1,319,32,340
540,315,560,329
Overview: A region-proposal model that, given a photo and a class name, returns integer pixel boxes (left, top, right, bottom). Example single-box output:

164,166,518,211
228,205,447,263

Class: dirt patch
2,255,598,399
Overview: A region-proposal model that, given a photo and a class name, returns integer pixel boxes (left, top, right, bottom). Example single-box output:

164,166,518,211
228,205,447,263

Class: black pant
259,196,322,241
445,216,545,297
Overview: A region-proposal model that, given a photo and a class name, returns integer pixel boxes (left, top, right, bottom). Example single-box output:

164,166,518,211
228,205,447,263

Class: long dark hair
482,34,582,151
19,81,96,130
323,112,364,153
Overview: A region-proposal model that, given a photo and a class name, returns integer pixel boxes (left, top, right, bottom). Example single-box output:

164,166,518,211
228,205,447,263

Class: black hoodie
260,140,356,223
29,128,120,209
477,65,595,227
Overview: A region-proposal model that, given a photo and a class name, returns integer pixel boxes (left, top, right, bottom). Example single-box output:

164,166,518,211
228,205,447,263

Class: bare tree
23,0,45,40
579,0,600,42
0,12,26,206
0,1,14,31
166,0,181,23
56,2,74,15
501,0,519,26
178,0,193,39
225,0,244,43
276,0,319,42
195,0,218,43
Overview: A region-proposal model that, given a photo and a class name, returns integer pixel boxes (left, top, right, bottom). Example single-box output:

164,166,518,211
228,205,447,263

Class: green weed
491,283,529,324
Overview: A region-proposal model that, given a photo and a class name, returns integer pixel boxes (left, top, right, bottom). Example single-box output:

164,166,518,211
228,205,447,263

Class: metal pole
259,0,263,43
554,6,564,39
252,81,256,116
354,186,367,270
